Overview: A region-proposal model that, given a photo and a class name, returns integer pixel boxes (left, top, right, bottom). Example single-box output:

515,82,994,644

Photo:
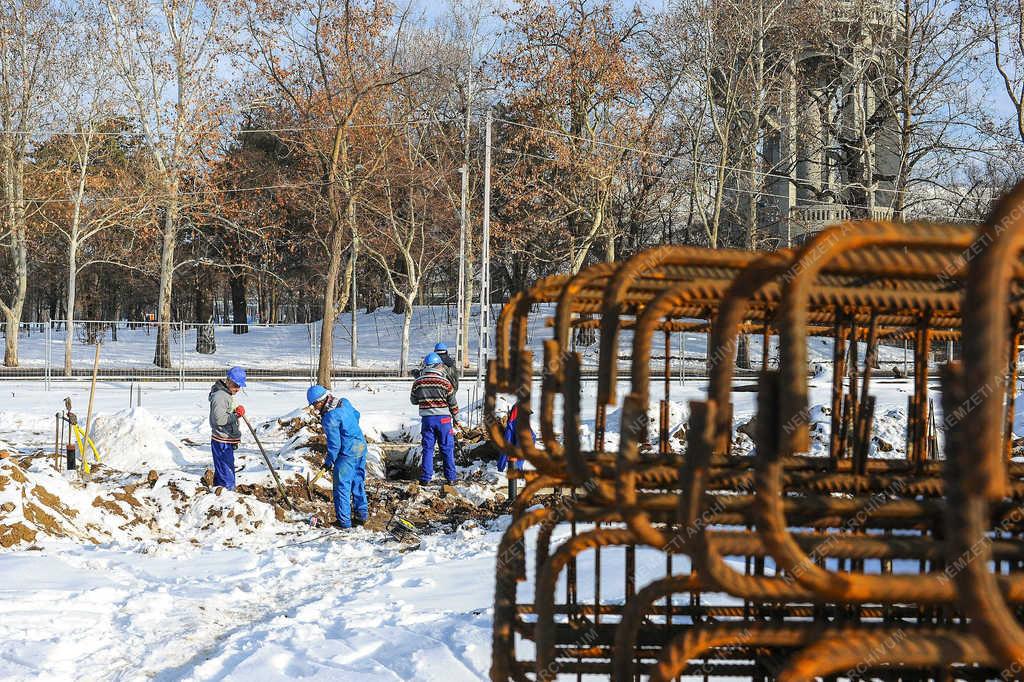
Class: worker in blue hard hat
208,366,247,490
411,352,460,485
432,342,459,391
307,384,369,529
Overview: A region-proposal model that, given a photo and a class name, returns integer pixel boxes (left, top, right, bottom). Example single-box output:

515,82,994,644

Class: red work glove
234,405,245,417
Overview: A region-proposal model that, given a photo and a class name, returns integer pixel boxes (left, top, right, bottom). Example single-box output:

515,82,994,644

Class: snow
0,378,518,680
90,407,206,471
10,305,530,372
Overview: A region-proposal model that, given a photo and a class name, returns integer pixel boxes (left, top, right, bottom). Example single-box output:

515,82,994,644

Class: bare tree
102,0,227,367
241,0,418,387
498,0,647,272
435,0,498,368
39,15,148,374
0,0,63,366
363,128,455,374
983,0,1024,144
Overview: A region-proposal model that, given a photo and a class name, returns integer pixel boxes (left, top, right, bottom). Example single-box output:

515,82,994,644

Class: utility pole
474,110,493,418
458,70,474,371
456,164,469,371
351,239,358,367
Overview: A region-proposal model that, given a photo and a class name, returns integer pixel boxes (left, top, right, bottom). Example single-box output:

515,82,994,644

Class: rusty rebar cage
486,185,1024,681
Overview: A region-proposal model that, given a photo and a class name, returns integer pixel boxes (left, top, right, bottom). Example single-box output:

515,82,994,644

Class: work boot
353,517,366,527
331,521,351,530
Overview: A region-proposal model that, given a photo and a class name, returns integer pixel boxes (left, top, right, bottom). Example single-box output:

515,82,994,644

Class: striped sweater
410,365,459,417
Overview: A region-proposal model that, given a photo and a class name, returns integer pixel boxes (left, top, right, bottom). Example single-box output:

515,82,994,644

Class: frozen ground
0,374,1016,680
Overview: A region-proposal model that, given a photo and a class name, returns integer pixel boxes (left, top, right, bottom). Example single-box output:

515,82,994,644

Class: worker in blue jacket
499,404,533,472
307,385,369,529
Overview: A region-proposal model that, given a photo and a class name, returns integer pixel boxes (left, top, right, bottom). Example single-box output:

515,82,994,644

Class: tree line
1,0,1021,383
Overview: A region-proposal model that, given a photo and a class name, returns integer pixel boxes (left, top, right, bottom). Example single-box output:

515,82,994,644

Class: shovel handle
241,413,295,511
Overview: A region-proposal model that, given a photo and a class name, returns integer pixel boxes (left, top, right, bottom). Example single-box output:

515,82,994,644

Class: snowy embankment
0,376,1011,680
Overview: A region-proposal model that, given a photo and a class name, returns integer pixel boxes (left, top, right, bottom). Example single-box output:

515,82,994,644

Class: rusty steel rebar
486,183,1024,680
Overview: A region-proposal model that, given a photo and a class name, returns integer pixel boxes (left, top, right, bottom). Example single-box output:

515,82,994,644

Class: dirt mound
238,457,511,534
0,456,288,550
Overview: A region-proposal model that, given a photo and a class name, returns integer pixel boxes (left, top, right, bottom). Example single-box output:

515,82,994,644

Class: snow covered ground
7,305,532,372
1,373,1019,680
5,304,921,374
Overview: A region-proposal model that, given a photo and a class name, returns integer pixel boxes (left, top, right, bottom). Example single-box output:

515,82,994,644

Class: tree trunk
153,199,177,368
1,159,27,368
64,240,78,376
350,232,358,367
317,221,347,388
230,274,249,334
221,284,231,324
736,333,751,369
399,302,412,375
195,268,216,354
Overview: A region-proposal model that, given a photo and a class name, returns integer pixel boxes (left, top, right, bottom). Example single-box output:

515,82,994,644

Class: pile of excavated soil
0,456,288,550
238,458,511,533
1,406,512,550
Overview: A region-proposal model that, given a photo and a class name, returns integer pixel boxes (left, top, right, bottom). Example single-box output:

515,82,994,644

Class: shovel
240,413,295,511
305,467,328,501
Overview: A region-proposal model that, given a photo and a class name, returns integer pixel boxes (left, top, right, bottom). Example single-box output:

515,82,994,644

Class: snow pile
89,407,205,471
579,400,690,452
871,406,908,458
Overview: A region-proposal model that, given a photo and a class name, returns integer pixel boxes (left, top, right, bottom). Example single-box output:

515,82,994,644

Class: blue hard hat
306,385,328,405
424,352,442,366
434,342,448,353
227,366,247,387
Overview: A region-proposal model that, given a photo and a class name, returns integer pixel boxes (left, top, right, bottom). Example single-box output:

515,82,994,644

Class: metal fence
0,315,495,388
0,320,330,388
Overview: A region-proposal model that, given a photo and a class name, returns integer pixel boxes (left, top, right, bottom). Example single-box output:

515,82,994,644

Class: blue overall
498,406,533,472
211,440,236,490
420,414,457,483
322,398,369,527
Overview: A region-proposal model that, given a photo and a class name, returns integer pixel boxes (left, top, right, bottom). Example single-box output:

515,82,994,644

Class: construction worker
433,342,459,391
209,366,247,490
411,352,459,485
307,385,368,529
499,404,533,472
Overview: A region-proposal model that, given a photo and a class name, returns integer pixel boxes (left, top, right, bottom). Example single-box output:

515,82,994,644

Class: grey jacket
209,380,241,444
